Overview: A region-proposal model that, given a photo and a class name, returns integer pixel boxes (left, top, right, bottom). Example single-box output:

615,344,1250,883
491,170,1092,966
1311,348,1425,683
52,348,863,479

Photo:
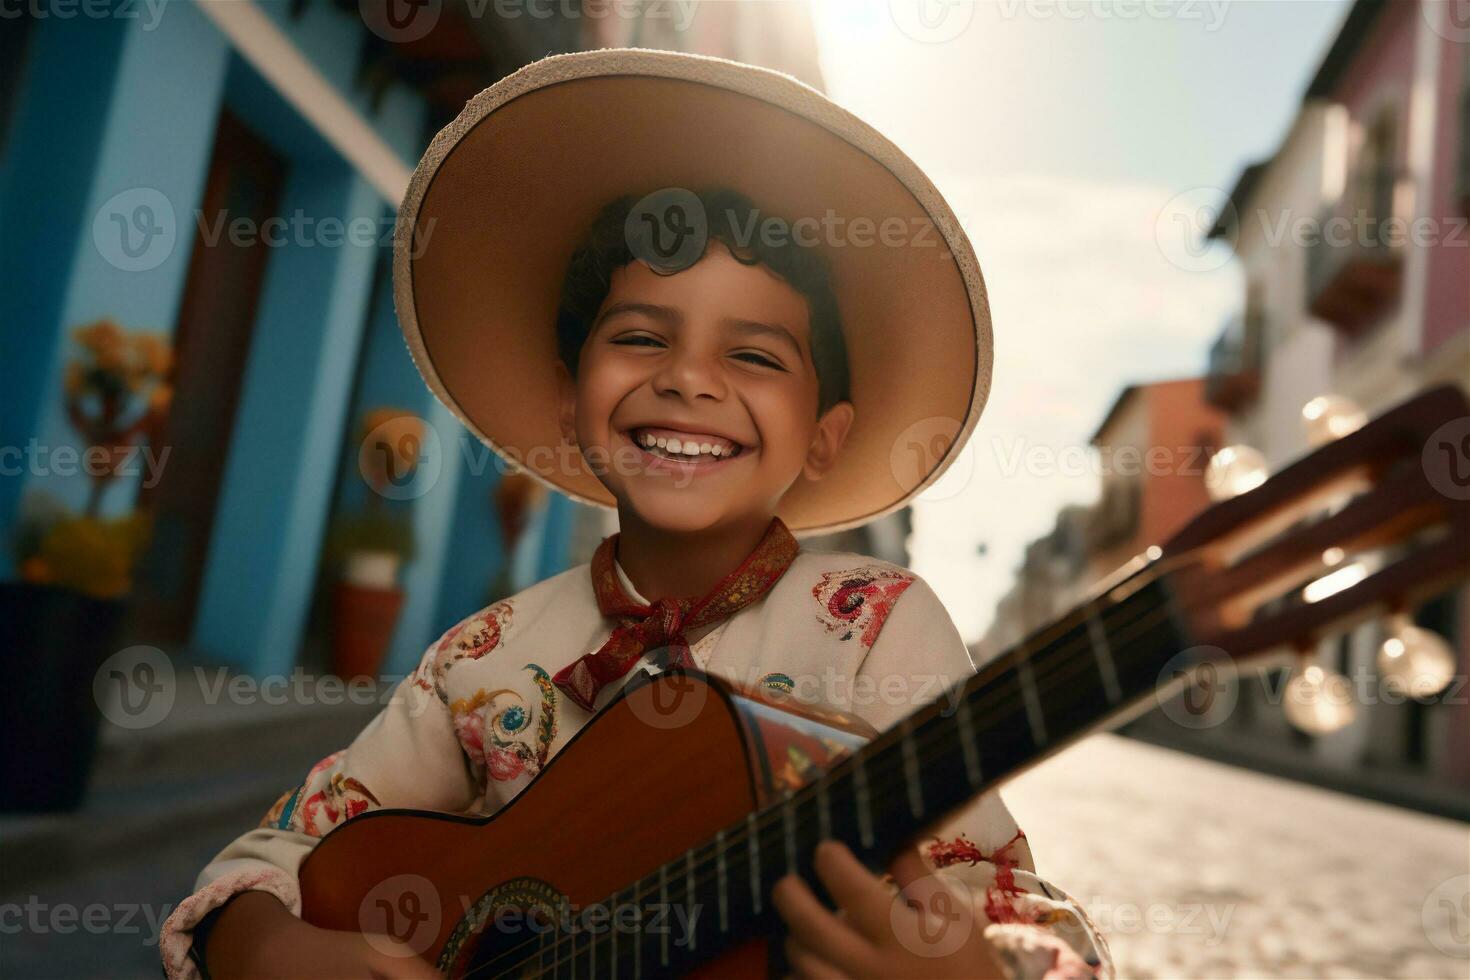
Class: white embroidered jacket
159,547,1112,979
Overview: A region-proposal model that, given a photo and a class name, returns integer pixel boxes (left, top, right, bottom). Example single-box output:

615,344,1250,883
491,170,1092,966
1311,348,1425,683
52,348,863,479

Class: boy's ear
554,360,578,447
802,400,855,482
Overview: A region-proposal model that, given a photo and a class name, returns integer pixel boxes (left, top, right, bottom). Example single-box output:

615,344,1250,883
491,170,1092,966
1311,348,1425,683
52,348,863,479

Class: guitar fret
684,849,696,953
1017,654,1049,747
633,883,641,980
956,692,983,787
659,864,669,969
817,776,832,840
901,723,924,818
746,811,762,914
853,755,875,848
1086,604,1124,704
715,830,729,932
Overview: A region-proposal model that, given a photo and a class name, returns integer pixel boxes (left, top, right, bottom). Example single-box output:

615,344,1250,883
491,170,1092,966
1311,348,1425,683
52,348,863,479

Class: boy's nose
651,348,727,401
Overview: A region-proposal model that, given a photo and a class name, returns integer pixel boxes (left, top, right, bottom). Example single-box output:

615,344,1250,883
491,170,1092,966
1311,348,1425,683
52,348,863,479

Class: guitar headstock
1161,385,1470,664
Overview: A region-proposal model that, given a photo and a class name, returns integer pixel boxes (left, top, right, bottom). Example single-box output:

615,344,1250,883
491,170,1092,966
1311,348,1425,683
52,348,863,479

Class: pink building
1302,0,1468,371
1202,0,1468,815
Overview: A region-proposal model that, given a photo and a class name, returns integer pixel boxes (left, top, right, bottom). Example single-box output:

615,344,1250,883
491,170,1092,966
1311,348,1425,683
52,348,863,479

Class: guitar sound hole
440,877,565,979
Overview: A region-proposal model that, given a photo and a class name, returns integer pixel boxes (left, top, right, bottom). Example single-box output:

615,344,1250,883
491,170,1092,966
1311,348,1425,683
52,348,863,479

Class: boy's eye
735,352,783,369
612,335,665,348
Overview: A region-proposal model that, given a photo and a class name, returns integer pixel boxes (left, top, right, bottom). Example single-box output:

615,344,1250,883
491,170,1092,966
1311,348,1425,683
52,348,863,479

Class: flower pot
331,582,406,680
0,582,126,811
341,550,401,590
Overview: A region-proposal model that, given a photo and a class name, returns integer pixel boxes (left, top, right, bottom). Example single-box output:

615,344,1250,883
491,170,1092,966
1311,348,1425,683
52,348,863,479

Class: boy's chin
615,487,744,533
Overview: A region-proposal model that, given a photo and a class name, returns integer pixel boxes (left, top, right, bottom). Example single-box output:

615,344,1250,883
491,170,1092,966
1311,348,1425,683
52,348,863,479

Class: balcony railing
1306,167,1410,336
1205,310,1263,414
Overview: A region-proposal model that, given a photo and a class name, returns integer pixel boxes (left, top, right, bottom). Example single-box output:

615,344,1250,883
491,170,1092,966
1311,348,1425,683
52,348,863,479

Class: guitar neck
530,566,1191,978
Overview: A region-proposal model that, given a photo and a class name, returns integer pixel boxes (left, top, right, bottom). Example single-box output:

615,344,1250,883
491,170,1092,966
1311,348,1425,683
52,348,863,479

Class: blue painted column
432,437,510,634
536,491,576,582
0,6,229,573
192,166,383,674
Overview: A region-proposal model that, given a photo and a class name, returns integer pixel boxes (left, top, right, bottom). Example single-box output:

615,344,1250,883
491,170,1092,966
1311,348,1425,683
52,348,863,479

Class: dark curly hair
555,188,852,418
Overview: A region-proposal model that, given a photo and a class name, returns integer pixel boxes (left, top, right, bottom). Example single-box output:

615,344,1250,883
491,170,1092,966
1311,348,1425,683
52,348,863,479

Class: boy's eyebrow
594,301,680,331
722,317,807,364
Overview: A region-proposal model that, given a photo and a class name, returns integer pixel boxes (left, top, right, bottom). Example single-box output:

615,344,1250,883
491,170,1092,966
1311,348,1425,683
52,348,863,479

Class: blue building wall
3,5,231,530
1,1,579,679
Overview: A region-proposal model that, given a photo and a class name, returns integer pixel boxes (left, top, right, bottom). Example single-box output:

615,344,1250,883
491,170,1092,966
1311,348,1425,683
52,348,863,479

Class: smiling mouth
622,427,755,467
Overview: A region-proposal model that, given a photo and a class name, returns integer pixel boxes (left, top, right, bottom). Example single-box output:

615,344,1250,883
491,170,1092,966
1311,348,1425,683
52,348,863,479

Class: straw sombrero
394,48,991,537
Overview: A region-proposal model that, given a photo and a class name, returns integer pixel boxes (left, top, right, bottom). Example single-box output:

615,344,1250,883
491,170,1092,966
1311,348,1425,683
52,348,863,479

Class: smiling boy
159,51,1111,980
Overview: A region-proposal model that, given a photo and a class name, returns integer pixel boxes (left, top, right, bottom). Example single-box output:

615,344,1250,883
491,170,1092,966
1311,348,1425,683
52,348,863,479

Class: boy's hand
772,840,1005,980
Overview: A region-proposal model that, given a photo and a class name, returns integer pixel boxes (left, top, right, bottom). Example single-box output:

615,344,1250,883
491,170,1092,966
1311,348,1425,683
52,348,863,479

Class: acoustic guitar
296,385,1470,978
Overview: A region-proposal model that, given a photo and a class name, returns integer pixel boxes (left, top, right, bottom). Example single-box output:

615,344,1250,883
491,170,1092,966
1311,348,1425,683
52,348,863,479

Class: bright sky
808,0,1354,643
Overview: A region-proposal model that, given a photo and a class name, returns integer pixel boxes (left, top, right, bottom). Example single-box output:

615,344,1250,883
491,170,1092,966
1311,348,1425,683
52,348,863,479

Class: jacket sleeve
157,619,486,980
849,570,1114,979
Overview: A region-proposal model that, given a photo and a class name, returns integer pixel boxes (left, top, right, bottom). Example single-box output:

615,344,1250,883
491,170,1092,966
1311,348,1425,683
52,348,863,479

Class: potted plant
4,319,172,811
325,409,421,680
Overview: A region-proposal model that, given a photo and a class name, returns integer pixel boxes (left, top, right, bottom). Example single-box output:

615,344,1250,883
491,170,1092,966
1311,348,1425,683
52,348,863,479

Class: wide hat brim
394,48,992,537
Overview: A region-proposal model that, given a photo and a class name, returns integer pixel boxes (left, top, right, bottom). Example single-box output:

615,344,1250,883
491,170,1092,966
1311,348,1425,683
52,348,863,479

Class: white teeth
634,429,738,459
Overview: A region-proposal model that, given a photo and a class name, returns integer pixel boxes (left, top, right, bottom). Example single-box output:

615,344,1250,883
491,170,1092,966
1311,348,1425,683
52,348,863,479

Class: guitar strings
458,591,1178,979
465,596,1173,980
463,594,1173,979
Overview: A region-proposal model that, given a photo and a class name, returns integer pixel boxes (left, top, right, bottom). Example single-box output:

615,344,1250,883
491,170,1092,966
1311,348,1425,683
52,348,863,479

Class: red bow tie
553,517,800,711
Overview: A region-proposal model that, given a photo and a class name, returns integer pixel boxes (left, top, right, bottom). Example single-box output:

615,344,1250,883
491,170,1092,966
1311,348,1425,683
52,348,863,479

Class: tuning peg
1204,444,1268,502
1283,661,1357,734
1302,394,1367,448
1377,614,1456,699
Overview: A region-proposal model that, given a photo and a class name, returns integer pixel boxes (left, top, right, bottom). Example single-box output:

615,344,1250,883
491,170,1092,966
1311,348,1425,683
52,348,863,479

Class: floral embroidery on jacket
925,831,1030,923
260,751,381,838
758,671,795,694
451,664,558,785
811,565,915,648
414,599,515,703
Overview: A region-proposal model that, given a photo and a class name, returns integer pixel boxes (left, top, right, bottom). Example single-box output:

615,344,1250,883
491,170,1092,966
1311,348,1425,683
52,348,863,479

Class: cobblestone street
5,725,1464,978
1004,735,1470,979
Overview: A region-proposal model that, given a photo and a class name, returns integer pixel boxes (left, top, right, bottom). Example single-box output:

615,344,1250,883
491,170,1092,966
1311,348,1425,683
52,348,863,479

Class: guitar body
298,671,870,978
